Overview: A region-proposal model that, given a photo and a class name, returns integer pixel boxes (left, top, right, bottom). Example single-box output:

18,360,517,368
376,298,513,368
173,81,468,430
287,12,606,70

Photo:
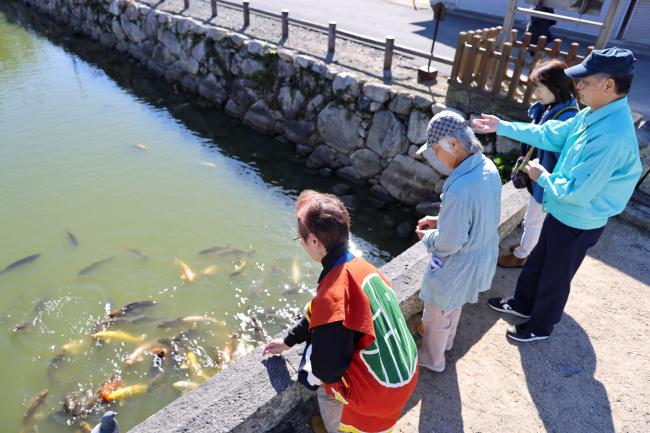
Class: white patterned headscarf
416,110,480,155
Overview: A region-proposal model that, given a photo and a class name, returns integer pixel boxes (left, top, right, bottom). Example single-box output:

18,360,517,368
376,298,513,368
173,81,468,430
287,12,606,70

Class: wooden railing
450,26,594,107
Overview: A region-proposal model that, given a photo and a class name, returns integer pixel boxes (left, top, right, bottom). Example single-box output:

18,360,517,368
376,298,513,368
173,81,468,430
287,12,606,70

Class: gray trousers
317,386,343,433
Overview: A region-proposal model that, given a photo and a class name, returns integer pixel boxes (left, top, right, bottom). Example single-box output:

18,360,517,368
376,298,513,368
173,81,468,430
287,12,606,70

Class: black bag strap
549,105,578,121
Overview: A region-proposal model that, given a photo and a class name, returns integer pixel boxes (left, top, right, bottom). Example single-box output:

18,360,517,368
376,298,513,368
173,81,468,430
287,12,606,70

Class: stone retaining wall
21,0,455,208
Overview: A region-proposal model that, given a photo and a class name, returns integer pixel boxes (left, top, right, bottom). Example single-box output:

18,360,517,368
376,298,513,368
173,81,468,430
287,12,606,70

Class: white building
447,0,648,46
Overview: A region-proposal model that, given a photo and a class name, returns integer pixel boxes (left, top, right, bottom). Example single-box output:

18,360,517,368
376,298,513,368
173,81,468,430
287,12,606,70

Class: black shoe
506,323,549,342
487,297,531,319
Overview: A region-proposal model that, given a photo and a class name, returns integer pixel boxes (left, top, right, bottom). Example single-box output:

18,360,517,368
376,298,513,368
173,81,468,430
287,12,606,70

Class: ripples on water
0,2,417,432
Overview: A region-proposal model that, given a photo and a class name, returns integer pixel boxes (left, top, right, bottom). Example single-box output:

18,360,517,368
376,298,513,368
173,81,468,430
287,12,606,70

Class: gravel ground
271,217,650,433
139,0,449,100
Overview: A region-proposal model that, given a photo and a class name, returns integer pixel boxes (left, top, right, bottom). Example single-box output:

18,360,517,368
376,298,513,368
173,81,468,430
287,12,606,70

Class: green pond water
0,3,415,432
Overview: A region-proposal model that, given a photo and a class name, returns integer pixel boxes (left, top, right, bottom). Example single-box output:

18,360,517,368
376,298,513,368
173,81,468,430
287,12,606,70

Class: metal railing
189,0,453,74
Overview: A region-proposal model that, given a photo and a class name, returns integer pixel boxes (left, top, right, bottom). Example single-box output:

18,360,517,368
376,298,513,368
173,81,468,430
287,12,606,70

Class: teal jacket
497,96,642,230
420,152,502,311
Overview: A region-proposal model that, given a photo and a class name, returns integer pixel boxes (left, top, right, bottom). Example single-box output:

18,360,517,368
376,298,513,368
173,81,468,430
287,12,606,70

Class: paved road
247,0,497,67
246,0,649,118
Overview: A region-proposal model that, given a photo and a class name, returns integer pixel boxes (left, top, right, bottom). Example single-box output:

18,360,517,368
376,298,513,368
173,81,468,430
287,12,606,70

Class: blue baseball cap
564,47,636,79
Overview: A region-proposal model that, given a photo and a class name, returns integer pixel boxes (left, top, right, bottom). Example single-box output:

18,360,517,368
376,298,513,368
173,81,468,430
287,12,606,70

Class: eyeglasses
293,235,302,242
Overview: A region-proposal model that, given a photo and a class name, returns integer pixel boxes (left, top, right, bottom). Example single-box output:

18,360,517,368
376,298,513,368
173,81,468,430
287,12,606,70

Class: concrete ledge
127,181,527,433
128,344,310,433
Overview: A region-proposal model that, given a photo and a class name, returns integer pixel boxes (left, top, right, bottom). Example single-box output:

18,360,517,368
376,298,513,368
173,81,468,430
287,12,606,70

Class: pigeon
91,411,119,433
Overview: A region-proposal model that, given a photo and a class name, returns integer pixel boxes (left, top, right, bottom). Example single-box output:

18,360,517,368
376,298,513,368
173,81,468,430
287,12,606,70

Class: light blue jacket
498,96,642,230
420,152,502,311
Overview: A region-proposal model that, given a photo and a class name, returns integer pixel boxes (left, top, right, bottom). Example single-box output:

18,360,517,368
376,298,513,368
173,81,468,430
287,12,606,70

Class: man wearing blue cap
473,47,642,342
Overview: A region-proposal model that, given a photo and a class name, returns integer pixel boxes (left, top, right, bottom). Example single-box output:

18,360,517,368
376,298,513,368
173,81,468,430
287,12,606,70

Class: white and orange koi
125,343,151,366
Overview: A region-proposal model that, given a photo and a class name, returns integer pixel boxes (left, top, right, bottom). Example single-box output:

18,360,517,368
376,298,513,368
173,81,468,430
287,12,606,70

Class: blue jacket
420,152,502,311
498,96,642,230
523,98,579,203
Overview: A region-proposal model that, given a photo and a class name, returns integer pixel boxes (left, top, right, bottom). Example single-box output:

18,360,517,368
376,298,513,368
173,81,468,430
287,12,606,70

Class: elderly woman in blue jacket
414,110,502,373
498,60,579,268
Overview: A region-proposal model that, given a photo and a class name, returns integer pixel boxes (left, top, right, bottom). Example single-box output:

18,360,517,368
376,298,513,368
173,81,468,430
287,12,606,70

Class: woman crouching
415,110,502,373
263,191,418,433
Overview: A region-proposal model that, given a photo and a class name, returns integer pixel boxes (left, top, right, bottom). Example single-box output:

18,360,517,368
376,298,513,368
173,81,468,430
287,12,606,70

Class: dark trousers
513,214,605,335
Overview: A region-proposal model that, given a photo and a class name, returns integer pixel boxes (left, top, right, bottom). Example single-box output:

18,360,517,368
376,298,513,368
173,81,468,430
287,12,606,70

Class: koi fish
12,320,31,333
77,257,113,276
201,265,218,275
218,248,255,258
62,390,100,418
230,260,247,276
66,230,79,246
126,247,148,260
221,334,254,364
93,315,140,332
158,316,224,329
0,254,40,275
183,315,225,325
198,245,231,255
175,258,196,283
222,339,255,365
11,298,48,333
291,257,300,284
77,421,93,433
100,378,123,402
125,343,150,365
172,380,199,392
91,330,144,344
99,377,123,403
151,347,169,370
184,352,209,381
148,370,166,392
281,286,301,296
21,389,48,426
48,351,67,381
62,339,88,355
102,384,148,401
109,300,156,318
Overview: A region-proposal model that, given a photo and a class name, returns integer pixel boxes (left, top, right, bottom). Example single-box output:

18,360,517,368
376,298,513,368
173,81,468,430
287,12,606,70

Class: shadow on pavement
402,265,614,433
513,314,615,433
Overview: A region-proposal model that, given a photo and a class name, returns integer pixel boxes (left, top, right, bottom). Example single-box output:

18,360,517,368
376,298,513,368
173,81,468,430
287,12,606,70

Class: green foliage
489,150,520,184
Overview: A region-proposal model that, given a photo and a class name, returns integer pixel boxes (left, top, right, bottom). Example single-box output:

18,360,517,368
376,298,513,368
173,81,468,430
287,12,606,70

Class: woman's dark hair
296,190,350,251
529,59,577,104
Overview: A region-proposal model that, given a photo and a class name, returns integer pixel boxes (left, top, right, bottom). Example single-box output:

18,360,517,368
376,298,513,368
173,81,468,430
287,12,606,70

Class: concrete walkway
393,217,650,433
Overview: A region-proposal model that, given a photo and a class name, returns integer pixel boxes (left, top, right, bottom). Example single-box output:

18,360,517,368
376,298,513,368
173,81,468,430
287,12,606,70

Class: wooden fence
450,26,594,108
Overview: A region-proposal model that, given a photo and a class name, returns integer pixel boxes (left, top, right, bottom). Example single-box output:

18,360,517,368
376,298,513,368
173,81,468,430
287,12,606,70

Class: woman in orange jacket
264,190,418,433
